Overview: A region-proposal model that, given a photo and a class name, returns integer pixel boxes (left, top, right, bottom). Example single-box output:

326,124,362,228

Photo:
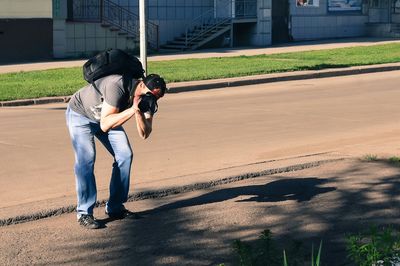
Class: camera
138,92,158,114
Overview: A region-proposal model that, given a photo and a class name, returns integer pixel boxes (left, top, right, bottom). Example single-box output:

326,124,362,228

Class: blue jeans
66,106,133,216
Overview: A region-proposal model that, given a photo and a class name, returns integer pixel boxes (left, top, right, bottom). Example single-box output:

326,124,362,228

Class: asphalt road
1,71,400,219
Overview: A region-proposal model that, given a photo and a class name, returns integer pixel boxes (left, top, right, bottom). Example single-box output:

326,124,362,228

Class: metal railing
234,0,257,18
71,0,101,22
185,18,231,47
184,0,257,48
70,0,159,50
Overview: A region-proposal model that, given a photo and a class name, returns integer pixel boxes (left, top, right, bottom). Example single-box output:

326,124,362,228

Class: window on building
296,0,320,7
235,0,257,17
394,0,400,13
69,0,101,22
370,0,389,8
328,0,362,11
370,0,379,8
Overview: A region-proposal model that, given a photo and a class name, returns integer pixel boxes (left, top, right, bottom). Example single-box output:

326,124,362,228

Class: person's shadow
97,177,336,226
138,177,336,216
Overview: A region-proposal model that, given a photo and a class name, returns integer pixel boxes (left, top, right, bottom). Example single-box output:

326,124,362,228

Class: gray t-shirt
69,75,133,122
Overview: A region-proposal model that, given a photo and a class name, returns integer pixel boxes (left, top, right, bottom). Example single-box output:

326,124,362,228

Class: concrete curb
0,96,70,107
1,63,400,107
167,63,400,93
0,158,344,227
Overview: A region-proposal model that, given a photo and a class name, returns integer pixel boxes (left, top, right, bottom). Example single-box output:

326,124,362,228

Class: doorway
272,0,290,43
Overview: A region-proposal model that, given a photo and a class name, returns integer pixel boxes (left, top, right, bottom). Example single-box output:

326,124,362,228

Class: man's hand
132,95,141,110
133,96,153,139
131,81,154,139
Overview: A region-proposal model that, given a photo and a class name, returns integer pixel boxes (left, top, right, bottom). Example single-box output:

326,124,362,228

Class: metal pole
214,0,217,18
230,22,234,47
139,0,147,75
231,0,235,18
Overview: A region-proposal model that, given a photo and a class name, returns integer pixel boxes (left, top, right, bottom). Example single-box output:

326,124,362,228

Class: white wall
290,0,368,40
392,13,400,23
251,0,272,46
0,0,52,18
64,22,137,58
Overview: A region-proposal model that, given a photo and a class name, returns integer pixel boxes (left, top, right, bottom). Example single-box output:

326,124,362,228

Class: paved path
1,71,400,220
1,37,399,74
1,159,399,265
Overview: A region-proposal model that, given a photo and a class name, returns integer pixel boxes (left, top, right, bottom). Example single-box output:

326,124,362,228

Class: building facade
290,0,368,41
0,0,398,62
52,0,400,59
0,0,53,63
289,0,400,41
53,0,272,58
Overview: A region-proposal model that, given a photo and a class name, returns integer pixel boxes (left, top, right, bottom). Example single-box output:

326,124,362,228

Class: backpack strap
91,81,104,102
91,74,139,106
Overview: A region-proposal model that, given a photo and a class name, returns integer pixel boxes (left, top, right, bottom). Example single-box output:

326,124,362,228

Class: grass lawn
1,43,400,101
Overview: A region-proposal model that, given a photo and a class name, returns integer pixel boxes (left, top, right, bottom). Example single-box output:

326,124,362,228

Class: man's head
142,74,167,99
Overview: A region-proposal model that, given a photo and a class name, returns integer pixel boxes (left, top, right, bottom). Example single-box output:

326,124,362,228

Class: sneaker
78,214,101,229
105,206,136,219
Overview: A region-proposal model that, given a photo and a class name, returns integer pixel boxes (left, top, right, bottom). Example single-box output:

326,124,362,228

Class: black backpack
83,49,145,103
83,48,144,83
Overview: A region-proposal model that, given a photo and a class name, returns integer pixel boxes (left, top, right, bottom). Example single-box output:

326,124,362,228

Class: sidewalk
1,37,399,74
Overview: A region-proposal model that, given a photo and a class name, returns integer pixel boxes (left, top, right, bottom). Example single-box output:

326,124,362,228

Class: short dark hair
143,74,167,98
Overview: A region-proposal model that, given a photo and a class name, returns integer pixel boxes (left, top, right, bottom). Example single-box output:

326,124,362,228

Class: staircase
70,0,159,50
161,0,234,51
391,23,400,37
161,19,232,51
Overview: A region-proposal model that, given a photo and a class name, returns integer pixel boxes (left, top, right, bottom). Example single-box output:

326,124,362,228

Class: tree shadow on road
52,160,400,266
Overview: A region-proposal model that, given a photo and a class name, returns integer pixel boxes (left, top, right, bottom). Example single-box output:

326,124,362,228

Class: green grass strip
1,43,400,101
